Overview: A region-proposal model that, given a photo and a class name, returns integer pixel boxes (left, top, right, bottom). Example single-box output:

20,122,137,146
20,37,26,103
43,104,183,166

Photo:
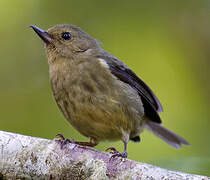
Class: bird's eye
61,32,71,40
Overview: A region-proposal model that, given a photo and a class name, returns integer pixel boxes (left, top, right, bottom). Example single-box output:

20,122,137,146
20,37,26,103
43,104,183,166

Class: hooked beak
30,25,52,44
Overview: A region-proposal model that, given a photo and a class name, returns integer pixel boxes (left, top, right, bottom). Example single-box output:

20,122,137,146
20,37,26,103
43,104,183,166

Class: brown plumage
31,24,189,158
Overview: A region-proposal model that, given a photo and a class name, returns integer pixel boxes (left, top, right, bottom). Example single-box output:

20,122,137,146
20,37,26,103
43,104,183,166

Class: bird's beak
30,25,52,44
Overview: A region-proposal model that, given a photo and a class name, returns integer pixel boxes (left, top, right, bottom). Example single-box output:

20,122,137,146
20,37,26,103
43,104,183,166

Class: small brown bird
30,24,189,158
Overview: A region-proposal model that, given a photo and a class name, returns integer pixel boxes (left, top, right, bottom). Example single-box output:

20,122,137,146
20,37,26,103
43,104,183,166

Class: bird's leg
106,139,128,158
54,133,72,149
73,138,98,147
55,134,98,149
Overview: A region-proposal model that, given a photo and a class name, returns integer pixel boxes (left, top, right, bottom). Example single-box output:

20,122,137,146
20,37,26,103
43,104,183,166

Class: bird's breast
49,58,144,141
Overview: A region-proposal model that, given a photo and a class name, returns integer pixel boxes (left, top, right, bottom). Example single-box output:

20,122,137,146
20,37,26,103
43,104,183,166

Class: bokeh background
1,0,210,176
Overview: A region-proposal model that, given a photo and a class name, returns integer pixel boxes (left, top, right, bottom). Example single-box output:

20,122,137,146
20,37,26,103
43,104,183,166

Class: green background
1,0,210,176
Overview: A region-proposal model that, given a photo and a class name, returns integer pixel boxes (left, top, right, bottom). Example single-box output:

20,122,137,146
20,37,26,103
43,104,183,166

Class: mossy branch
0,130,209,180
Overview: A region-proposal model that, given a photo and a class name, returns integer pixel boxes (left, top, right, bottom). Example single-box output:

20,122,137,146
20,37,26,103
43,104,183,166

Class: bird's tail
145,121,189,149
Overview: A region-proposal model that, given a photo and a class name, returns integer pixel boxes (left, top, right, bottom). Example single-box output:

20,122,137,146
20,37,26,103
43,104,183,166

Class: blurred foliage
1,0,210,176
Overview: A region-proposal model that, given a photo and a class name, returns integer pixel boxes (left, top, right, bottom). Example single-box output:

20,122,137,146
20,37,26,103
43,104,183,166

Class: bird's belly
56,95,134,141
51,62,144,141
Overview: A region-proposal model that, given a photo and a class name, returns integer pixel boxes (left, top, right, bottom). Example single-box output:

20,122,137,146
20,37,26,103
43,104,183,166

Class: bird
30,24,189,158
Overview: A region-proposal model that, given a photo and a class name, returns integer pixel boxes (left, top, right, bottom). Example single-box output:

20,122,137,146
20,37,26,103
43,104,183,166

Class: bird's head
30,24,100,63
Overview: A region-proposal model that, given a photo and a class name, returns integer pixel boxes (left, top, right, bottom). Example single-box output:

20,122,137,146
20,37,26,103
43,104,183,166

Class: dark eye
61,32,71,40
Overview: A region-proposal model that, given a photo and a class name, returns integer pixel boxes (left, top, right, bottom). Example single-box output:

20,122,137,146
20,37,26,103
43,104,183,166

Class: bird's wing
98,55,163,123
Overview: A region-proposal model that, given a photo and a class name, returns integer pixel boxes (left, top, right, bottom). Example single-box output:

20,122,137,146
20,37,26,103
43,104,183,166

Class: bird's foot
55,134,98,149
54,133,72,149
106,147,127,159
72,140,98,147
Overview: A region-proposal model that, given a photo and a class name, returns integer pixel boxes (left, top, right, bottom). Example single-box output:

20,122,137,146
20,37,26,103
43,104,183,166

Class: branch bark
0,130,209,180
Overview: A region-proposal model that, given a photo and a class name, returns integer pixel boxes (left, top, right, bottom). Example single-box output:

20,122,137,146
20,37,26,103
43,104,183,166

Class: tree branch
0,130,209,180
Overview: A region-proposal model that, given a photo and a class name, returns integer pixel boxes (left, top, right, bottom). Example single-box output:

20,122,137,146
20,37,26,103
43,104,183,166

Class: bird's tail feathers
145,121,189,149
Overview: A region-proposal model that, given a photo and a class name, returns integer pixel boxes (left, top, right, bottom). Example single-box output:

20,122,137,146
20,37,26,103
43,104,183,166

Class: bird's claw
111,151,127,159
106,146,127,159
55,133,65,140
54,133,72,149
106,147,117,154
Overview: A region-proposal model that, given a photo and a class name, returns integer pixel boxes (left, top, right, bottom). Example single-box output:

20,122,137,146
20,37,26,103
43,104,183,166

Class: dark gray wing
98,55,163,123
